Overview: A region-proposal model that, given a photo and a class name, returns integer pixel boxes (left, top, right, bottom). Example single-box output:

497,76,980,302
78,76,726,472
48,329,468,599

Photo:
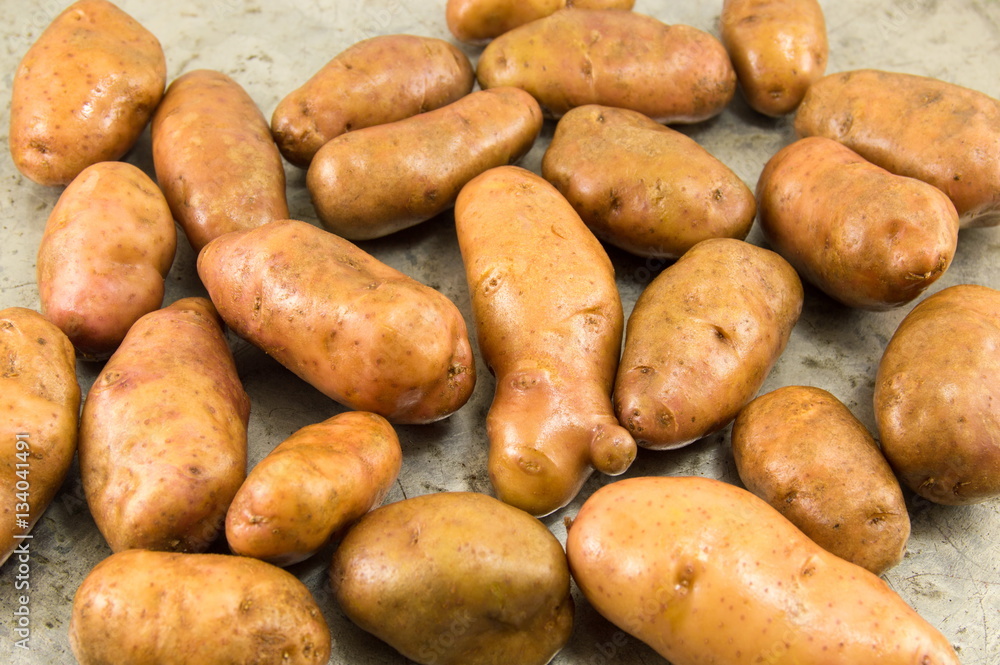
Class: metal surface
1,1,998,663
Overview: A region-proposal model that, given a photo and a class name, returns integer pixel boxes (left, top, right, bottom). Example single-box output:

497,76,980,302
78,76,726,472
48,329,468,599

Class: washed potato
446,0,634,44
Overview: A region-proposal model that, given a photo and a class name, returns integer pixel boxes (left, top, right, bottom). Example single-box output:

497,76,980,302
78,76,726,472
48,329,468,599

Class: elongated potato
615,238,803,449
456,166,636,516
446,0,634,44
198,220,475,424
9,0,166,186
79,297,250,553
567,476,961,665
308,87,542,240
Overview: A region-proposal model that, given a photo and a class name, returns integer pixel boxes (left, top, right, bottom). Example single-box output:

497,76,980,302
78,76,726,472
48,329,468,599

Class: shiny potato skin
446,0,634,44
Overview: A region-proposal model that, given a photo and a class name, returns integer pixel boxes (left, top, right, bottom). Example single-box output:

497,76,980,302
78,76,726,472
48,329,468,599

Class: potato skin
731,386,910,575
567,476,961,665
9,0,166,186
271,35,474,167
477,9,735,122
226,411,402,567
69,549,330,665
446,0,634,44
79,297,250,553
197,220,475,425
615,238,803,450
874,284,1000,505
308,87,542,240
542,105,755,259
756,137,958,310
330,491,574,665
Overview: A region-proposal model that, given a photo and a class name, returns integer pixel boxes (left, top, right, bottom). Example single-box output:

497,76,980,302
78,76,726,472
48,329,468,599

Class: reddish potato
446,0,634,44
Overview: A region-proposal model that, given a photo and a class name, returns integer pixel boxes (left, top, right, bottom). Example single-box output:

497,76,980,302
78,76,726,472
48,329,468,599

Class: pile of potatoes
2,0,998,664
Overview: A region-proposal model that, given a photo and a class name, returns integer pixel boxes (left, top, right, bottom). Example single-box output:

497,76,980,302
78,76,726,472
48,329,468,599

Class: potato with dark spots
446,0,634,44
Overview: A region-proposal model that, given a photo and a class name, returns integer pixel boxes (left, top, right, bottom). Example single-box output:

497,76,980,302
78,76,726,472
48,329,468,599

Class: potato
446,0,634,44
720,0,828,116
795,69,1000,228
455,166,636,516
197,219,475,424
9,0,166,186
79,297,250,553
731,385,910,575
226,411,402,567
541,105,755,259
271,34,474,167
330,491,573,665
307,87,542,240
566,476,961,665
615,238,803,450
874,284,1000,505
69,549,330,665
756,136,958,310
477,9,736,122
151,69,289,253
36,161,176,360
0,308,79,567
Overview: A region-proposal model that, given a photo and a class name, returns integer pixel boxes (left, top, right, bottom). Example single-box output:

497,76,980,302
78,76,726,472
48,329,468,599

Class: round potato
446,0,634,44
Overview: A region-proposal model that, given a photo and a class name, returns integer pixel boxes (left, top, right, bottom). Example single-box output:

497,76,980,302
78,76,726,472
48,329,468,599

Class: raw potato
37,161,176,360
477,9,735,122
455,166,636,516
542,105,755,259
874,284,1000,504
9,0,166,186
446,0,635,44
0,308,79,567
795,69,1000,228
197,219,476,424
331,491,574,665
69,549,330,665
271,34,474,167
79,297,250,553
615,238,803,449
308,87,542,240
756,136,958,310
152,69,289,253
566,476,961,665
731,385,910,575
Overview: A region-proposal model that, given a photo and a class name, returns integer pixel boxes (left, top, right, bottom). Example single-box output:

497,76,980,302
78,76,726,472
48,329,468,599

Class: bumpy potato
9,0,166,186
446,0,634,44
331,491,574,665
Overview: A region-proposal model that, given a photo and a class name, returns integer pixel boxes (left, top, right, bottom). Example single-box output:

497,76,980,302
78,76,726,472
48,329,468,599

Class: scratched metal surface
0,0,998,663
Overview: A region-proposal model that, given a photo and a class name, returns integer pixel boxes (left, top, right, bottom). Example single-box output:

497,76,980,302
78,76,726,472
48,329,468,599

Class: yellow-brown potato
37,161,176,360
542,105,755,259
79,297,250,553
756,136,958,310
9,0,166,186
330,491,574,665
271,34,474,167
731,385,910,575
446,0,634,44
477,9,736,122
307,87,542,240
566,476,961,665
615,238,803,450
197,220,475,425
69,549,330,665
795,69,1000,228
874,284,1000,505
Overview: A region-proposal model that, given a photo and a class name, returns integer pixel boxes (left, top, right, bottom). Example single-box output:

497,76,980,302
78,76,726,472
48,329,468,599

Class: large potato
446,0,634,44
567,476,961,665
874,284,1000,504
330,491,574,665
9,0,166,186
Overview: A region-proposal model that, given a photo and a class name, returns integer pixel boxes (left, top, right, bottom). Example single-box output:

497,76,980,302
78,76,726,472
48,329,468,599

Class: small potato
446,0,634,44
542,105,755,259
9,0,166,186
732,385,910,575
69,549,330,665
330,491,574,665
477,9,735,122
614,238,803,450
308,87,542,240
567,476,961,665
874,284,1000,504
37,161,176,360
756,136,958,310
271,34,474,167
